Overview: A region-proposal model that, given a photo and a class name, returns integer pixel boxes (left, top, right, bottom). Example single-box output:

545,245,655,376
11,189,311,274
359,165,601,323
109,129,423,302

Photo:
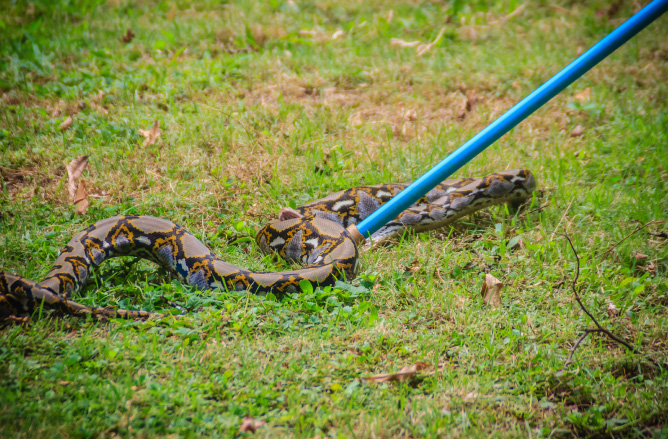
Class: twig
595,220,657,260
562,329,603,369
517,200,550,220
558,233,640,374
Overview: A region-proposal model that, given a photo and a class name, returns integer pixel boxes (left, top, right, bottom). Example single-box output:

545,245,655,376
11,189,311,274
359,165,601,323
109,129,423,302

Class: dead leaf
121,29,135,44
66,156,89,201
570,125,585,137
607,303,619,318
574,88,591,102
331,30,345,40
457,102,471,120
403,259,422,274
595,1,622,19
74,181,89,215
139,120,161,146
633,252,648,261
390,38,421,48
417,27,446,56
60,116,73,131
364,362,431,383
0,316,30,324
480,273,503,307
403,109,417,121
457,91,480,120
649,231,668,239
239,417,265,433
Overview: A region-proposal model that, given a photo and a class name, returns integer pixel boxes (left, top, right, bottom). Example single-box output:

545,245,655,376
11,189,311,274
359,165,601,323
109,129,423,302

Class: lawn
1,0,667,437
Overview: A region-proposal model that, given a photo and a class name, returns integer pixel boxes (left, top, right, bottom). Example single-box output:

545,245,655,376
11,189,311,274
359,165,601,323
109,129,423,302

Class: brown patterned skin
0,169,536,322
293,169,537,241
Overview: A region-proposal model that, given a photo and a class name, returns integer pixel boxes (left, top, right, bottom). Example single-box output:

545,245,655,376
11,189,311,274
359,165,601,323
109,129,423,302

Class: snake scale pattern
0,169,536,322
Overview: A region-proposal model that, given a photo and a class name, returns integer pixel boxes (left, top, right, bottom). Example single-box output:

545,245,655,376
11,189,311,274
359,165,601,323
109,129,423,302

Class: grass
1,0,667,437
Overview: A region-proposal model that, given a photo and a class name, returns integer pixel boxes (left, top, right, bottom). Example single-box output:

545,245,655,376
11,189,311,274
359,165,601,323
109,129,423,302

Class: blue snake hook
353,0,668,240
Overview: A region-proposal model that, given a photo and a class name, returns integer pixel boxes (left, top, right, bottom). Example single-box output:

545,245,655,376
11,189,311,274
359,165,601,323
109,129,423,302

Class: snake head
256,213,358,273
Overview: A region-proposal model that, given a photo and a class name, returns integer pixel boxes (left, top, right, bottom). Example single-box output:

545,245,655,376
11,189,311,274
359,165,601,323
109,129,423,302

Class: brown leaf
74,181,89,215
457,91,480,121
480,273,503,307
595,1,622,19
139,120,161,146
121,29,135,43
607,303,619,318
364,362,431,383
403,109,417,122
574,88,591,102
66,156,89,201
632,252,648,261
1,316,30,325
60,116,73,131
457,101,471,121
239,417,265,433
570,125,585,137
649,231,668,239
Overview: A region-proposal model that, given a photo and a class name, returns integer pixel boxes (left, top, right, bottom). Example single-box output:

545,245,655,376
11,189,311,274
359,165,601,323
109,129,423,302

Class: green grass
1,0,667,437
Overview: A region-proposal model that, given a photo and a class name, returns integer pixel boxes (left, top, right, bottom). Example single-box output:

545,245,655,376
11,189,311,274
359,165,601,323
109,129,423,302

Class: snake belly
0,169,536,321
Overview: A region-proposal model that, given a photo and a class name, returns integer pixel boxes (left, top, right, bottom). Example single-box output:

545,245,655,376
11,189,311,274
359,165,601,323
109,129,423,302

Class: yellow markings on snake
0,169,536,321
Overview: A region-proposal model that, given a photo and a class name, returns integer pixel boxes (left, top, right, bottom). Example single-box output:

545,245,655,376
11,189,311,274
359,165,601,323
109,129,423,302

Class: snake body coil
0,169,536,321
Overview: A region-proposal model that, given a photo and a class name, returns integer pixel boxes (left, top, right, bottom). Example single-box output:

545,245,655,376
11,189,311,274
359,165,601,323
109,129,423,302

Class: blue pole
355,0,668,239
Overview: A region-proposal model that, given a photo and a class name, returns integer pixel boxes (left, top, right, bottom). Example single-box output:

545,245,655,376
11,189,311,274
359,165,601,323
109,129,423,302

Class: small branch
558,234,640,372
561,329,603,372
596,220,657,260
518,200,550,220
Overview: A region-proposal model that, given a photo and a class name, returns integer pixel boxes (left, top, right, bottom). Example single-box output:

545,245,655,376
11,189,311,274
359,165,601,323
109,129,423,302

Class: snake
0,169,536,322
